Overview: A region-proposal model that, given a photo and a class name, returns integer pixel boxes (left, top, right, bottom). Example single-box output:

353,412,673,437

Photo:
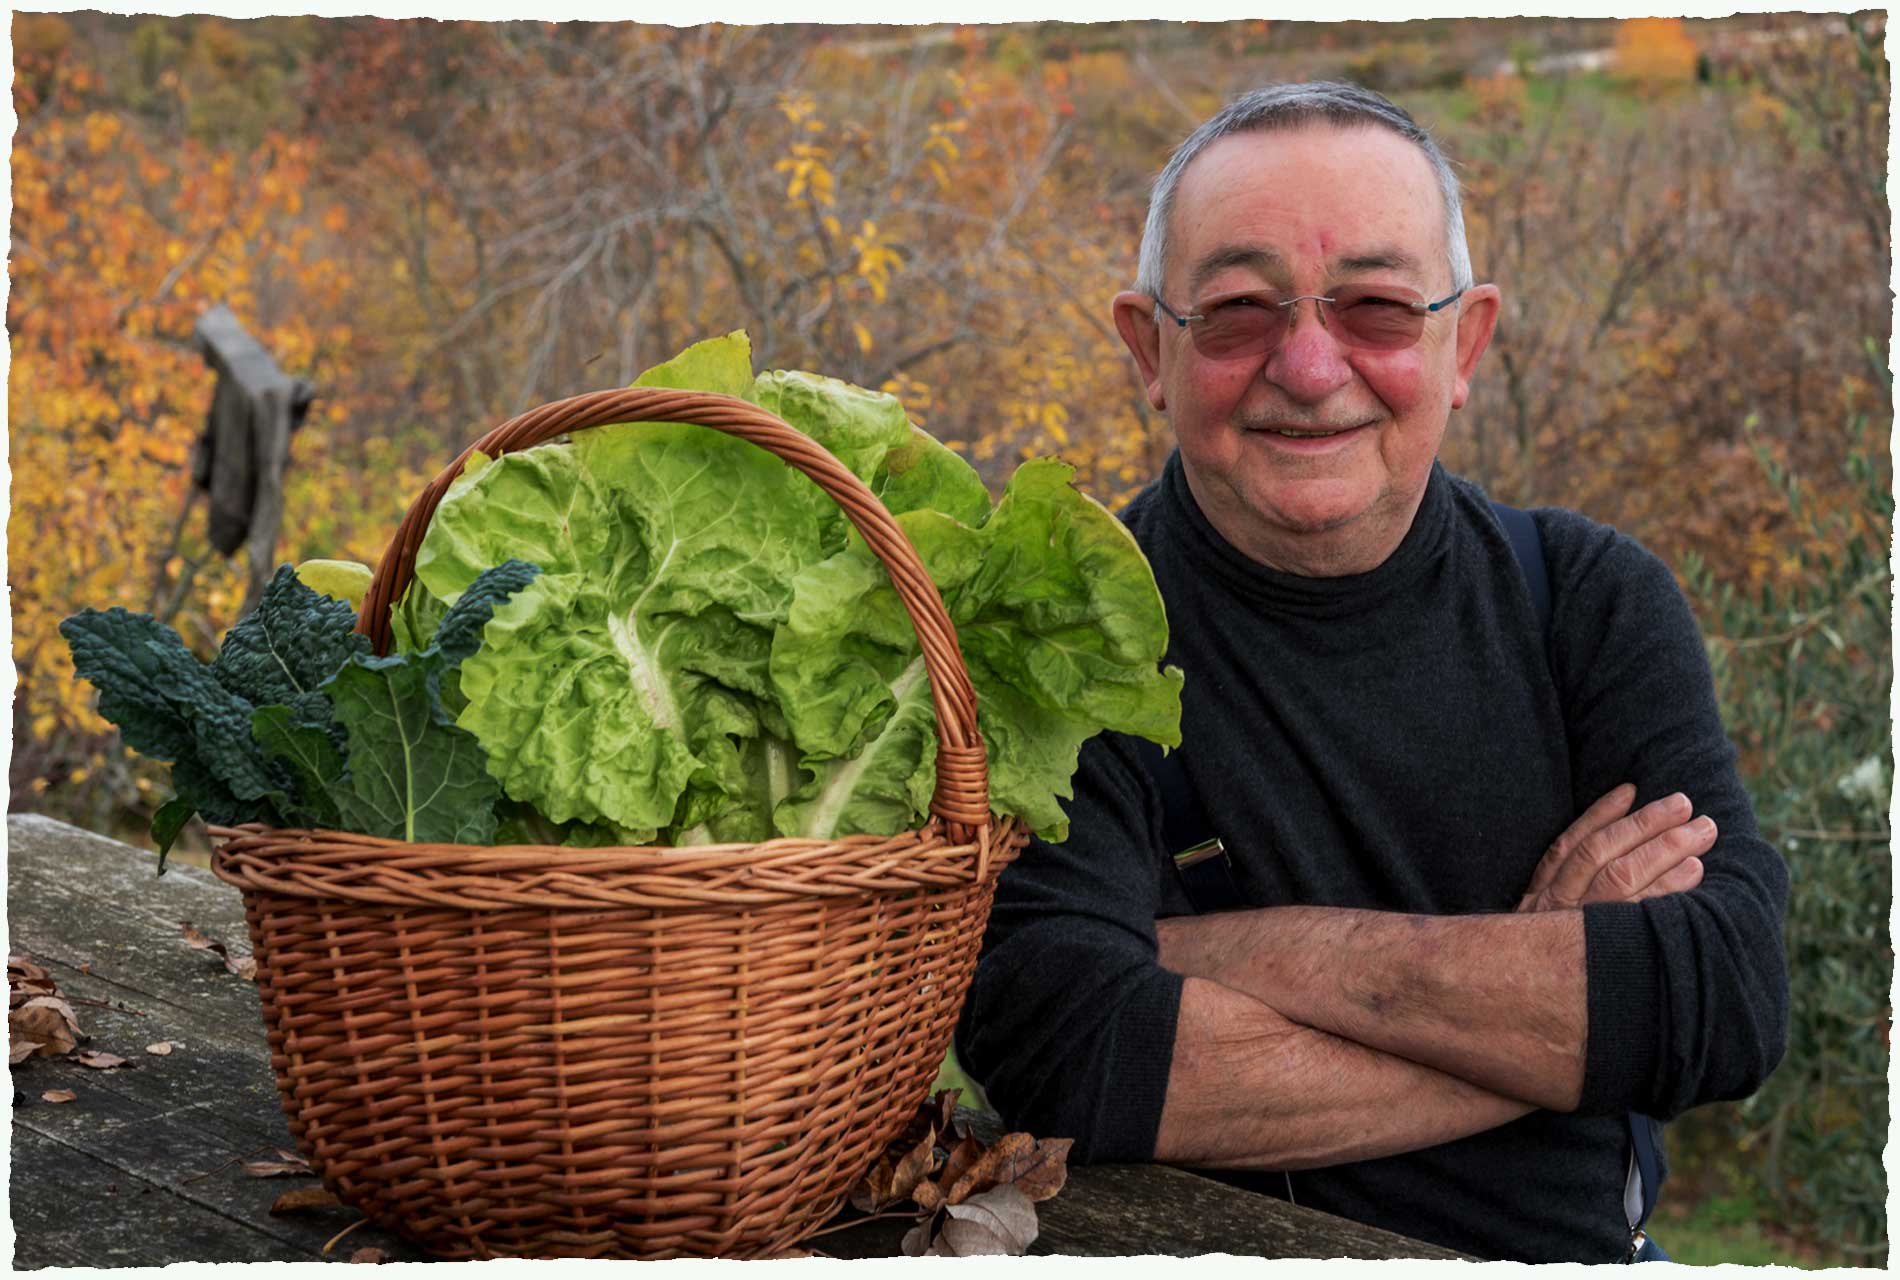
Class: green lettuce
771,459,1183,841
394,331,1181,843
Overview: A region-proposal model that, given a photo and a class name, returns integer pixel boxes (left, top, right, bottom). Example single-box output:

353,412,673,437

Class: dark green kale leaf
61,567,369,868
319,560,540,845
60,609,294,869
212,565,371,725
250,705,347,831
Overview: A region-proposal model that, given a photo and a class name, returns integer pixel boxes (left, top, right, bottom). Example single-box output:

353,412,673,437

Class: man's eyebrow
1335,248,1427,277
1186,246,1284,299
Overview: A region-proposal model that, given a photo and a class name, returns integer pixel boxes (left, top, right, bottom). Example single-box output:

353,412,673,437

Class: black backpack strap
1490,500,1551,636
1492,500,1663,1232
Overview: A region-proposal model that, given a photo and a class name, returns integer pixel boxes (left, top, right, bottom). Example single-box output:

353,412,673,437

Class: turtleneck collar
1161,449,1455,618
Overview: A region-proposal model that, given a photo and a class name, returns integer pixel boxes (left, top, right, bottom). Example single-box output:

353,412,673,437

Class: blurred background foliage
8,13,1889,1265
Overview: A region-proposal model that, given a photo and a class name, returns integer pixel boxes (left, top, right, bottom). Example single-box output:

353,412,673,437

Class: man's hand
1516,783,1713,914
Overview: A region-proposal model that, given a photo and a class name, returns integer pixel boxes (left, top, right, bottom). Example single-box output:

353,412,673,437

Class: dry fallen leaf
41,1089,76,1104
932,1184,1039,1256
270,1187,343,1214
1005,1138,1073,1204
180,922,259,981
145,1042,174,1056
11,1002,79,1061
847,1154,895,1214
936,1135,985,1203
888,1124,940,1205
899,1215,935,1258
947,1131,1035,1205
243,1149,314,1178
72,1050,133,1070
348,1248,386,1264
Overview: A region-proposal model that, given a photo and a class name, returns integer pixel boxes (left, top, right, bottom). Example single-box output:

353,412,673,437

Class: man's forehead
1168,125,1444,291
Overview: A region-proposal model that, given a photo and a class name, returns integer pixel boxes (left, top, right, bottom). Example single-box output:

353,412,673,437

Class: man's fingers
1591,817,1717,902
1543,792,1694,907
1523,783,1637,899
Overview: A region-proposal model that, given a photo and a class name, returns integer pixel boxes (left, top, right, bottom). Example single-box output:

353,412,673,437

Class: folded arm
959,734,1537,1165
1156,975,1533,1169
1156,786,1713,1112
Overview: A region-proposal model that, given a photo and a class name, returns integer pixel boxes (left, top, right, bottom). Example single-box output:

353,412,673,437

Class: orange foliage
1615,17,1699,87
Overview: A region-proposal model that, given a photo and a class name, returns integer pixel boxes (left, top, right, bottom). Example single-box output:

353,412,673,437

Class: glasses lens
1329,286,1427,350
1189,300,1284,360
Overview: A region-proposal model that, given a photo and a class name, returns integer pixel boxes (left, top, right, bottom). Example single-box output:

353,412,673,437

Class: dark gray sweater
956,452,1789,1263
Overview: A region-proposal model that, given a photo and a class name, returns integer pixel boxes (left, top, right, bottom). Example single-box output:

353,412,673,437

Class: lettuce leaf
770,459,1183,841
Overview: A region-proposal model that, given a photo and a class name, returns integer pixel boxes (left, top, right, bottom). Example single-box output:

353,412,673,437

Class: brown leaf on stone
40,1089,76,1104
269,1187,343,1214
348,1248,386,1264
1008,1137,1074,1203
10,1001,79,1060
181,923,256,980
888,1124,940,1204
145,1041,174,1056
78,962,91,976
946,1130,1035,1205
934,1135,981,1204
847,1154,895,1213
72,1050,132,1070
242,1157,314,1178
20,996,84,1042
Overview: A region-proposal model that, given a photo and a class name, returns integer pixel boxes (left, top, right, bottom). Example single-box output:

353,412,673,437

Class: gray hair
1133,81,1474,304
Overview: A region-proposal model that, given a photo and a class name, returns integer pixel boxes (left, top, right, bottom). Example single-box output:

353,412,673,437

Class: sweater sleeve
1541,511,1791,1120
954,732,1185,1162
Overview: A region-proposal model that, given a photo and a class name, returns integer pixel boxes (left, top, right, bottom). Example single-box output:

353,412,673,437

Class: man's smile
1243,420,1375,451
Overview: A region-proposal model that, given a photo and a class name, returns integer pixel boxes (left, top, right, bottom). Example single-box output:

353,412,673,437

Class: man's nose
1263,298,1354,403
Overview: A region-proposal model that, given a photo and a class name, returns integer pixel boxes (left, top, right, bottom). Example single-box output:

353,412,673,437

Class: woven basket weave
209,388,1028,1260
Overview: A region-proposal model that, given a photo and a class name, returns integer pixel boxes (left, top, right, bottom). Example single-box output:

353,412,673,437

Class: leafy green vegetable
63,560,541,859
58,568,350,867
313,560,541,844
772,459,1183,841
395,332,1182,843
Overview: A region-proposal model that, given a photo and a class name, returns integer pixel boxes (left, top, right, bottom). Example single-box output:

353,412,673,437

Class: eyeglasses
1153,285,1465,360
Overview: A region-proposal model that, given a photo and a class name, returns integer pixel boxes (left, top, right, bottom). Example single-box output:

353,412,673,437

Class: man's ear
1449,283,1501,412
1112,291,1168,411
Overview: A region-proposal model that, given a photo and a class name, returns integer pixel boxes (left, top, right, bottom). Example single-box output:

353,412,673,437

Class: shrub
1680,391,1892,1262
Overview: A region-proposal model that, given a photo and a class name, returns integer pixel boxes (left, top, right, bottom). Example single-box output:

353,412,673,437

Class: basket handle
355,387,990,841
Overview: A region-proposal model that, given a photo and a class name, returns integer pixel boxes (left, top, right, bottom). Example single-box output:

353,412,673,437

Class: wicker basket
209,388,1028,1260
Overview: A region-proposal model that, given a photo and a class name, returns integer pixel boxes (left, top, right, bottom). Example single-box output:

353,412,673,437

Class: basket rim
206,817,1029,911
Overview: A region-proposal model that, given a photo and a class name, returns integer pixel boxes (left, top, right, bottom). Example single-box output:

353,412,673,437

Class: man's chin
1250,480,1379,537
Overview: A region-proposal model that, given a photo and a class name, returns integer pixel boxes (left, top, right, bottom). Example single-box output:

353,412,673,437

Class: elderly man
955,82,1789,1264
